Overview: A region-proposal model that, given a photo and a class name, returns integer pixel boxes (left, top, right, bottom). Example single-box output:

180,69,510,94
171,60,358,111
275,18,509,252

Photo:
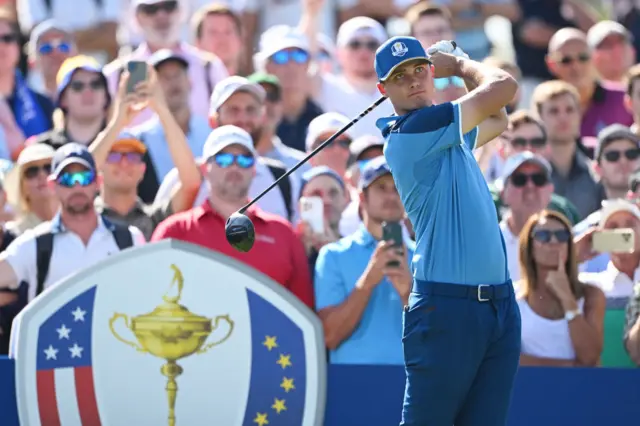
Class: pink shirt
103,42,228,127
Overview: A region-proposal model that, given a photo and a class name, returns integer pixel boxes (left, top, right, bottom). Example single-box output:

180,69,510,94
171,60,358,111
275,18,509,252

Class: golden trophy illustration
109,264,234,426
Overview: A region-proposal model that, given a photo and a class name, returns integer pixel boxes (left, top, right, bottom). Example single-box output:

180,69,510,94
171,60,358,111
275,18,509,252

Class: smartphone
300,197,324,234
592,229,635,253
382,221,403,267
126,60,147,93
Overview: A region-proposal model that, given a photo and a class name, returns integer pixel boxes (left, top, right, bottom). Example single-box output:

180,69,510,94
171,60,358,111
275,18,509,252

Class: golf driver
225,95,388,252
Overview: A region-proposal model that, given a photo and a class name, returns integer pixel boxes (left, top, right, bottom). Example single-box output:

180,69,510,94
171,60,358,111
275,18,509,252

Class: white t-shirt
316,74,396,140
2,216,145,301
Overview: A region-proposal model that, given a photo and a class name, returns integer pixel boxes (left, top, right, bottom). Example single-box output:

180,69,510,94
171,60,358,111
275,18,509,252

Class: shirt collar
352,224,377,247
50,211,112,234
193,200,268,224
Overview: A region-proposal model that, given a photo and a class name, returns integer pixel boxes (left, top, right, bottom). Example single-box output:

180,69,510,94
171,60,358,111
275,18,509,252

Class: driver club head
225,212,255,252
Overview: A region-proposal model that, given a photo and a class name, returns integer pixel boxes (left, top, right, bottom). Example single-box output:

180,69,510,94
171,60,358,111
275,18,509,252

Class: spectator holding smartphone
314,157,413,365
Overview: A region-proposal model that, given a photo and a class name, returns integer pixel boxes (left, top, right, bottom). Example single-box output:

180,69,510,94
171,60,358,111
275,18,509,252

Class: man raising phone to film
374,37,520,425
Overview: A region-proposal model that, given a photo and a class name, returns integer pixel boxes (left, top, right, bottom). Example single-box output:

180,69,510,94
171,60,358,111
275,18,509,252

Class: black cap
148,49,189,69
51,143,97,178
596,124,640,161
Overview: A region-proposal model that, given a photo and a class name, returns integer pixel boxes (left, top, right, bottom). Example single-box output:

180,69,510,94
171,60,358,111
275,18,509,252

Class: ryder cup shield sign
11,240,326,426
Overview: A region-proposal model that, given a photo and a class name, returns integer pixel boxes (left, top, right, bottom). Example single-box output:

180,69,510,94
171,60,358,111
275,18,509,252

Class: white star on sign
56,324,71,340
69,343,83,358
71,307,86,322
44,345,58,360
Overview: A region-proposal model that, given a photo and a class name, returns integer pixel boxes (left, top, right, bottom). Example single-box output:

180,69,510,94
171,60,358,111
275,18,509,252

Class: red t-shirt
151,201,314,308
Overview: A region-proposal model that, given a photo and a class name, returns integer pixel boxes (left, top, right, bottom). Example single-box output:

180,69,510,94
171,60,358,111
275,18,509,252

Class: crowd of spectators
0,0,639,375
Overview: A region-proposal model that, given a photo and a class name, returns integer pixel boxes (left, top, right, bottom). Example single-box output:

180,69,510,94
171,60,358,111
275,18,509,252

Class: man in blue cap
374,38,519,425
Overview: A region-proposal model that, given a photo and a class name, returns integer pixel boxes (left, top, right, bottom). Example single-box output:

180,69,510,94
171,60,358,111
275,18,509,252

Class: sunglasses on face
602,148,640,162
56,170,96,188
23,163,51,179
138,0,178,15
68,78,104,92
510,137,547,149
0,33,17,44
210,152,255,169
556,52,590,65
347,40,379,51
270,49,310,65
38,40,72,55
532,229,571,243
433,77,465,91
314,138,350,151
510,172,548,188
106,152,143,164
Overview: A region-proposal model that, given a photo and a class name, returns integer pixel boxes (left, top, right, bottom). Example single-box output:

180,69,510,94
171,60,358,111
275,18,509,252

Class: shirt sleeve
391,102,464,158
287,231,314,309
314,245,348,312
150,216,184,242
463,126,479,150
1,231,37,290
208,55,229,86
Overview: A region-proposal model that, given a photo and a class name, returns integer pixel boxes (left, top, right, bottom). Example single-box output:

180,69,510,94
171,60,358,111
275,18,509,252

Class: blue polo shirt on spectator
314,226,415,365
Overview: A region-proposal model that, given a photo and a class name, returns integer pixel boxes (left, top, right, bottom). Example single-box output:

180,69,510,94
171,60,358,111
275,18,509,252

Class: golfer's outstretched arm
453,57,518,140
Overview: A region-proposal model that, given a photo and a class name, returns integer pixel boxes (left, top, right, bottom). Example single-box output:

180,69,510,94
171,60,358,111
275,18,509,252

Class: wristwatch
564,309,581,322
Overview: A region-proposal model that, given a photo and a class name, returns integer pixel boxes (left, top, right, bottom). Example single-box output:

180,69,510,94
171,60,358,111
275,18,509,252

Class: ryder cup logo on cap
203,125,256,161
375,36,429,82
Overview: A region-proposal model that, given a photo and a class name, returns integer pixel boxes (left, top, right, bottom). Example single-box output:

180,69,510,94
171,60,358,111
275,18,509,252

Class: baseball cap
112,132,147,154
359,156,391,190
257,25,310,59
587,20,632,49
350,135,385,160
306,113,352,151
202,125,257,161
336,16,387,48
16,143,56,166
595,124,640,160
148,49,189,69
133,0,169,6
599,198,640,227
500,151,552,183
28,20,72,56
299,166,346,198
51,143,97,178
209,76,266,113
248,72,280,88
56,55,104,103
375,36,430,82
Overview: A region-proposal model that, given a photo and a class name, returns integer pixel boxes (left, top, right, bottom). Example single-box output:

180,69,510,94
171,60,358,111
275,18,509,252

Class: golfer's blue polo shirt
376,102,507,285
314,226,416,364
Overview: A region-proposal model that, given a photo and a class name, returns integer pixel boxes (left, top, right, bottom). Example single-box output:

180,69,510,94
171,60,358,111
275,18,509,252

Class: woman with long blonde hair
517,210,605,367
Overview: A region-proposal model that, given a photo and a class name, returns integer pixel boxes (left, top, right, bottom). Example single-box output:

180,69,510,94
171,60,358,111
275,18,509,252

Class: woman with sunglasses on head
518,210,606,367
3,144,58,236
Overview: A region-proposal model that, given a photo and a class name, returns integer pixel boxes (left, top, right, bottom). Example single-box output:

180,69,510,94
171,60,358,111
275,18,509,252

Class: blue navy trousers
400,280,521,426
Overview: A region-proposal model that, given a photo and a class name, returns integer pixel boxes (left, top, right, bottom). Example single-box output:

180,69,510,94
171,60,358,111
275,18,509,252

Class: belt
413,280,513,302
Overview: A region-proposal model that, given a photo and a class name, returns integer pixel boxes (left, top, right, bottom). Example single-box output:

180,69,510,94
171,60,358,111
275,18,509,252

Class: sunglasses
68,78,104,92
510,172,548,188
510,137,547,149
23,164,51,179
56,170,96,188
532,229,571,243
434,77,465,91
211,152,255,169
138,0,178,15
556,52,590,65
602,148,640,162
0,33,17,44
347,40,379,51
314,138,350,151
38,40,72,55
271,49,310,65
106,152,143,164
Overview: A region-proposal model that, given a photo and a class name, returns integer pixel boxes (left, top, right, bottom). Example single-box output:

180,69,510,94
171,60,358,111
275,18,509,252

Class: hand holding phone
126,60,147,93
300,197,324,234
592,228,635,253
382,221,404,267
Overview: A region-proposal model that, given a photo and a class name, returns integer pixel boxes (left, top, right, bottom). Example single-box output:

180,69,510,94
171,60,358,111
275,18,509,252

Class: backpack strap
35,233,54,297
204,59,214,99
102,216,134,250
264,161,293,222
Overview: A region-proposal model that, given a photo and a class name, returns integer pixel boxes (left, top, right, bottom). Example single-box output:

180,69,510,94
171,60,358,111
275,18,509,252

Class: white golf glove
426,40,470,60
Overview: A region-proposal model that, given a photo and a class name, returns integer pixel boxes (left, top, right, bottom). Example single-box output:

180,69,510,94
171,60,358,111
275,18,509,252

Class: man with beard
151,125,313,307
104,0,227,127
0,143,145,302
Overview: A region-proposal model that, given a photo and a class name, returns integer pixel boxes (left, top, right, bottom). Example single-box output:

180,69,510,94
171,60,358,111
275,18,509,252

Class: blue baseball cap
51,143,97,178
299,166,346,198
375,36,430,82
359,156,391,190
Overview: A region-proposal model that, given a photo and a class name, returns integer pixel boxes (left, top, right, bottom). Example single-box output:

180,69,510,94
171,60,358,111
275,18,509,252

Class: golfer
374,37,520,425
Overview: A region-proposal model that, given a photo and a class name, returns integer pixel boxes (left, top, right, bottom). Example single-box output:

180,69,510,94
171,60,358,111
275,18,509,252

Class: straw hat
4,144,55,213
